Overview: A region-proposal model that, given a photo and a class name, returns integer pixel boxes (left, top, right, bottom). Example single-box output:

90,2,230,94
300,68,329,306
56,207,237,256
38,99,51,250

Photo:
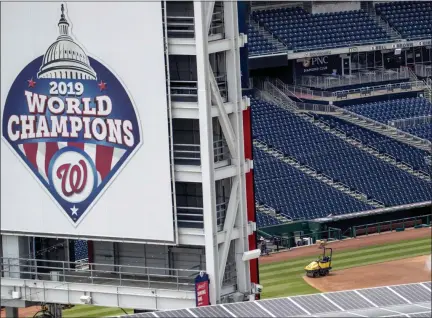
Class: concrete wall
312,1,360,14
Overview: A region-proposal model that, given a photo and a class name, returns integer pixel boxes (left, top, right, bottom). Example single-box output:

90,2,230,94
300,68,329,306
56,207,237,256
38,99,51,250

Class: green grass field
260,236,431,299
61,236,431,317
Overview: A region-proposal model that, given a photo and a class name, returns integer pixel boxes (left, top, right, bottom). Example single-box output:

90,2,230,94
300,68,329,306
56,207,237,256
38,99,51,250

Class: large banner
1,2,175,243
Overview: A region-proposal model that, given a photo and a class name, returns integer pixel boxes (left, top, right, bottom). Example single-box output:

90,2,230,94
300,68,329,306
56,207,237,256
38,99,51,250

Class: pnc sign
2,4,142,225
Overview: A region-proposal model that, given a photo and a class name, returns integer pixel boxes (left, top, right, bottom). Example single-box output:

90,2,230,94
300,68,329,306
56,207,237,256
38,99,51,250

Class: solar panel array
120,282,431,318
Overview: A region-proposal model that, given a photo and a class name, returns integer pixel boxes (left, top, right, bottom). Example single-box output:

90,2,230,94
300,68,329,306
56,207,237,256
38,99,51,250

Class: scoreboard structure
1,1,258,314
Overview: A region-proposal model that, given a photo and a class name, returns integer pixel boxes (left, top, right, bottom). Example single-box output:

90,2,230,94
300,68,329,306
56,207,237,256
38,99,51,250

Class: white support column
223,1,251,294
194,1,220,305
1,235,29,279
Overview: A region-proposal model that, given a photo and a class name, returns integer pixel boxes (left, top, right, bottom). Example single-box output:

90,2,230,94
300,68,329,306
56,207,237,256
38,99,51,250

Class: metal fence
1,257,201,291
177,201,228,231
257,228,343,253
165,10,224,39
299,67,410,89
170,74,227,102
275,78,426,100
173,140,229,164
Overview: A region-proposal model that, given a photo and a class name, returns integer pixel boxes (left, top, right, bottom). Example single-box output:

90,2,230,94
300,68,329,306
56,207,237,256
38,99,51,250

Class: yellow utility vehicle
304,240,332,278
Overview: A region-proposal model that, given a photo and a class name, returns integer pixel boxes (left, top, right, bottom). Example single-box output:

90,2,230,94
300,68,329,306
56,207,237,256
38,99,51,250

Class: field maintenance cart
304,240,333,278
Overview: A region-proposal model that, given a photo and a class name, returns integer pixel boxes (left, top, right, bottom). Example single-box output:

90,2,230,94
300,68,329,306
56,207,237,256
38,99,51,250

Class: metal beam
205,1,215,34
223,0,251,295
194,1,219,305
208,62,238,158
218,177,239,286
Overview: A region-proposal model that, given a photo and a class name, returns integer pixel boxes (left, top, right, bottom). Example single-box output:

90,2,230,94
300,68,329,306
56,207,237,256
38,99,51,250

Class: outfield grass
60,237,431,316
260,236,431,299
62,305,133,317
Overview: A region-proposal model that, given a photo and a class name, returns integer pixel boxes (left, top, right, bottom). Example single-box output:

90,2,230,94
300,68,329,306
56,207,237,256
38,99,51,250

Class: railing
177,201,228,231
353,214,431,238
257,228,343,252
290,38,399,53
299,67,410,89
170,74,227,102
166,15,194,38
165,10,224,39
1,257,201,291
389,115,432,129
415,64,432,78
249,20,287,57
275,78,425,100
173,140,229,164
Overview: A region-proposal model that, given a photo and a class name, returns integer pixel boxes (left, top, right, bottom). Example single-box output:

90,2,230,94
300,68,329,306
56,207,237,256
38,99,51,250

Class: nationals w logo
1,4,142,225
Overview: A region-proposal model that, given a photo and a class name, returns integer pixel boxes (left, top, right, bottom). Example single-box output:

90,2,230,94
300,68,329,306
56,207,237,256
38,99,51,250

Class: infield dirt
304,254,432,292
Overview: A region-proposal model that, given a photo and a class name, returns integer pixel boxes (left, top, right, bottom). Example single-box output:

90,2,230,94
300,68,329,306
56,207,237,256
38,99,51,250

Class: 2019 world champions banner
1,2,175,242
2,4,141,225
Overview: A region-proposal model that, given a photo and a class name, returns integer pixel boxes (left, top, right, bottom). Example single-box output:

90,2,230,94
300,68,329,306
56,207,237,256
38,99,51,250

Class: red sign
195,280,210,307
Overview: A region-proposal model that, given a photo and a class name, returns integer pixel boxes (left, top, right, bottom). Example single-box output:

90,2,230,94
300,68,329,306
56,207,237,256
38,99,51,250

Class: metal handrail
1,257,202,290
173,140,229,163
389,115,432,129
170,74,228,100
299,67,411,89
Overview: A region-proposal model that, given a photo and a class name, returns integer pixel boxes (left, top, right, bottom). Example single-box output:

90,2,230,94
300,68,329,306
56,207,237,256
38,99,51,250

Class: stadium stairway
249,20,286,55
253,139,384,209
264,80,431,152
296,111,431,181
256,202,292,223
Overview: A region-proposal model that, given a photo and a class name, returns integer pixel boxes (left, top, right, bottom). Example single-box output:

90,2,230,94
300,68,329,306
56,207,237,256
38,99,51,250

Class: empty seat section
347,98,432,123
251,7,390,51
319,115,430,173
248,24,279,56
254,148,371,220
402,122,432,141
256,210,283,227
251,98,432,208
376,1,432,40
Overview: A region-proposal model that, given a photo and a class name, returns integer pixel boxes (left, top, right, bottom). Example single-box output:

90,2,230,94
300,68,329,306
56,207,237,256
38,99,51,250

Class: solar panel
224,301,273,317
155,309,193,317
391,284,432,303
409,313,432,317
291,294,342,314
189,305,233,317
316,312,360,317
358,287,410,307
259,298,308,317
350,307,407,317
325,290,375,310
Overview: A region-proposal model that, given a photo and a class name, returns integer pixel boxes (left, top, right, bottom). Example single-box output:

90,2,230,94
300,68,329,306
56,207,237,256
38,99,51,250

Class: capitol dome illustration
37,4,97,80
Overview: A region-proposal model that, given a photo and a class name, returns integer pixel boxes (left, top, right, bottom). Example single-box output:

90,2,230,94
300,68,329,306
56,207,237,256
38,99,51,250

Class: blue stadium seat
247,24,279,56
347,98,432,124
376,1,431,40
252,7,391,51
251,97,432,219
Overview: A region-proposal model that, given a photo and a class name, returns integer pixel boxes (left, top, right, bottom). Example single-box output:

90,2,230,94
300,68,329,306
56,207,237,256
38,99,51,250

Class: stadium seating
375,1,432,40
248,24,279,55
402,122,432,141
346,98,432,123
318,115,430,173
254,147,371,220
256,210,283,227
251,98,431,210
251,7,390,50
